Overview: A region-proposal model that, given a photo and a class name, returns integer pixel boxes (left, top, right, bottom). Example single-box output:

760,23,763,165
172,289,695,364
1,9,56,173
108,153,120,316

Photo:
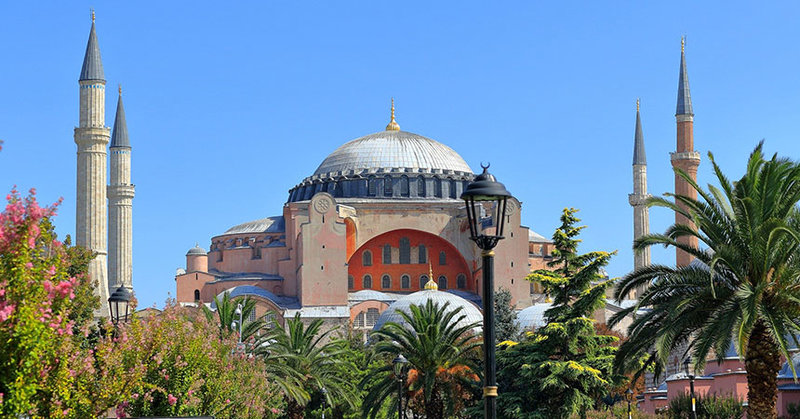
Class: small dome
186,244,206,256
222,216,285,236
314,130,472,176
349,290,394,302
516,303,552,331
372,289,482,332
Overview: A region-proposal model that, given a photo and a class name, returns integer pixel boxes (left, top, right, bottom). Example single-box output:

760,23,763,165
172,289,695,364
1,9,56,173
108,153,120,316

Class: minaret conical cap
110,89,129,148
79,14,105,81
633,99,646,165
676,37,693,116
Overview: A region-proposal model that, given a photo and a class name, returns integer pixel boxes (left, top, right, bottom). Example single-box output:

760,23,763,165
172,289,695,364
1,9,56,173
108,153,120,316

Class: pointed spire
80,11,105,81
110,88,129,148
633,98,646,165
385,98,400,131
676,36,693,116
424,261,438,290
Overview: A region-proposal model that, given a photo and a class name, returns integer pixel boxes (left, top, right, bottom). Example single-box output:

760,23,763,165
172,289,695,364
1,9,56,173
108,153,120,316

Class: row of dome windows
289,176,471,202
362,241,446,266
348,273,467,290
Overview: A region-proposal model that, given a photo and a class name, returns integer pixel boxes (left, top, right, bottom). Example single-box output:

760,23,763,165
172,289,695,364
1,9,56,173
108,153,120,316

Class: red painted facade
347,229,472,293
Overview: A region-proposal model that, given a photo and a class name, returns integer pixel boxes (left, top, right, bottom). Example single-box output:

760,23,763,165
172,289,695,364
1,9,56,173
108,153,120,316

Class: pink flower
167,394,177,406
0,303,14,321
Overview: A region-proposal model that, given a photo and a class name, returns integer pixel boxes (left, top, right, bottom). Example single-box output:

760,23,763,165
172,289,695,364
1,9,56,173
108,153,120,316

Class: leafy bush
667,392,743,419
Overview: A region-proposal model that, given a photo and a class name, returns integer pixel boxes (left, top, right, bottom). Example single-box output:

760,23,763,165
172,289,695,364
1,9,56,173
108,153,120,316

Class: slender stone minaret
108,86,135,290
75,11,110,313
628,99,651,286
671,37,701,267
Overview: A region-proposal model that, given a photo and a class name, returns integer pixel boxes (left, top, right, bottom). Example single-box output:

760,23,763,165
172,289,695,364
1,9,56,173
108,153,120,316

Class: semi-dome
372,286,482,332
314,130,472,176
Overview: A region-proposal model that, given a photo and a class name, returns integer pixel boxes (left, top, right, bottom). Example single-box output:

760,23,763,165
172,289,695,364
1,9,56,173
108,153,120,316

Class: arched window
438,275,448,290
334,181,344,198
382,274,391,289
419,245,427,264
417,176,426,196
348,275,354,289
449,179,458,199
399,237,410,264
194,289,200,301
354,311,365,328
457,274,466,289
383,244,392,264
401,274,410,289
363,250,373,267
419,275,429,289
366,308,380,328
434,177,442,197
363,275,372,289
400,176,410,197
439,251,447,265
368,176,377,196
384,175,393,196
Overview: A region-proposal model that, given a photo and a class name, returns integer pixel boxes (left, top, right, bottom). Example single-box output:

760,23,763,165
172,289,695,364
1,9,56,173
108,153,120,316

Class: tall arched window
363,275,372,289
368,176,377,196
434,177,442,197
401,274,410,289
417,176,426,196
400,176,410,197
382,275,391,289
384,175,393,196
439,251,447,265
419,245,427,264
194,289,200,301
366,308,380,328
419,275,429,289
449,179,458,198
399,237,410,264
457,274,466,289
383,244,392,264
348,275,354,289
438,275,448,290
363,250,373,266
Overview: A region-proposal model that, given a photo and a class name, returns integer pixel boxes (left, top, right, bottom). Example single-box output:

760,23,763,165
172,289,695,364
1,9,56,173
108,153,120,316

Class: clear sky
2,1,799,309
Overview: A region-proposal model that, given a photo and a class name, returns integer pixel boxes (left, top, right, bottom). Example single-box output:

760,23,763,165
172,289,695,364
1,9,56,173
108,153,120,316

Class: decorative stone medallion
313,194,333,214
504,198,518,217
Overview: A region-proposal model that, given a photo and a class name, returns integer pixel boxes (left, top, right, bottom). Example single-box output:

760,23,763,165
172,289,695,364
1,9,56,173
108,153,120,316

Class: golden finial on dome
424,260,438,290
385,98,400,131
91,9,95,23
118,84,122,95
636,98,640,112
681,36,685,54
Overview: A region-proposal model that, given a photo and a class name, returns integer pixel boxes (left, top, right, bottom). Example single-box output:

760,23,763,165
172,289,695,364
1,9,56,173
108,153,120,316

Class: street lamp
461,164,513,419
234,303,244,353
320,386,327,419
108,285,132,324
684,357,697,419
625,388,634,419
392,354,409,419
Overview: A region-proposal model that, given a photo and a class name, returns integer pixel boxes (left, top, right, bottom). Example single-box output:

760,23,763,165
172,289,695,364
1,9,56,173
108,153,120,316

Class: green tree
362,300,482,419
495,287,520,342
611,143,800,419
256,313,355,419
498,208,622,418
202,292,265,343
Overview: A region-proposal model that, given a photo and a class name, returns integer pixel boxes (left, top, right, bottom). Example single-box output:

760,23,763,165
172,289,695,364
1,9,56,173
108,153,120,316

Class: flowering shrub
121,302,284,419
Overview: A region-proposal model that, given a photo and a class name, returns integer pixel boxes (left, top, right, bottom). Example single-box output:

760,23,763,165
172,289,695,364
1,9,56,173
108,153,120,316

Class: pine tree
495,287,520,342
497,208,624,418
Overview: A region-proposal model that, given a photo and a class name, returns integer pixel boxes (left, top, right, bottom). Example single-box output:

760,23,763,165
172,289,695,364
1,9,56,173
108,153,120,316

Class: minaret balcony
628,193,652,206
670,151,701,163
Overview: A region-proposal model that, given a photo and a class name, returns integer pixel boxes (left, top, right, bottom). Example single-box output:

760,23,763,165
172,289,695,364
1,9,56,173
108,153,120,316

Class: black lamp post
461,164,513,419
108,285,132,324
684,358,697,419
320,386,327,419
392,354,409,419
625,388,634,419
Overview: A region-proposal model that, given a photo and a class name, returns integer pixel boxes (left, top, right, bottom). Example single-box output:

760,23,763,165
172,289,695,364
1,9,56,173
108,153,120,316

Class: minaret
108,86,135,290
671,37,701,267
628,99,651,297
74,11,111,314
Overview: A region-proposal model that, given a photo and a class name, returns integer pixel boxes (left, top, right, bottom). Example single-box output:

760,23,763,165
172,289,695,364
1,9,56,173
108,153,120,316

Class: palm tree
611,143,800,418
202,292,265,343
256,313,355,419
362,300,482,419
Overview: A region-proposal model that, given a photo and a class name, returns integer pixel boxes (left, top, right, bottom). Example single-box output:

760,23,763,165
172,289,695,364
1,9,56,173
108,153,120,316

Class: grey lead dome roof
372,289,483,332
314,130,472,176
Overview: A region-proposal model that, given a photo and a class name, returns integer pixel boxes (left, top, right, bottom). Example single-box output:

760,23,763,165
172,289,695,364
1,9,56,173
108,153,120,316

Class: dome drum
288,171,474,202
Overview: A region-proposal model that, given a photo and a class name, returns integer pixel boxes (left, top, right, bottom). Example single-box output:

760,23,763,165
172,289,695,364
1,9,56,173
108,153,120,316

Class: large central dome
314,130,472,176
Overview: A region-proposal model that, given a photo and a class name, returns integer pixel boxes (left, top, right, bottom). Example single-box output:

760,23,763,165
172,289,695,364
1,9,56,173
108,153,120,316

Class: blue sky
2,1,799,308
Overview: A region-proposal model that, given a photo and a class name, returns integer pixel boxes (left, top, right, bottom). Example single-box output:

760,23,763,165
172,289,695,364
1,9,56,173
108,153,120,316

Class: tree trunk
745,320,781,419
